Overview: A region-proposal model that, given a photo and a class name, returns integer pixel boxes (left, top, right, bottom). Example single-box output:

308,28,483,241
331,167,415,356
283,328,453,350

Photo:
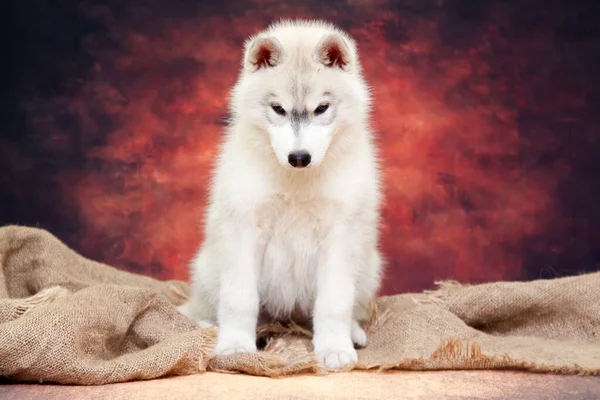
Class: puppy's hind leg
177,292,216,329
351,319,367,348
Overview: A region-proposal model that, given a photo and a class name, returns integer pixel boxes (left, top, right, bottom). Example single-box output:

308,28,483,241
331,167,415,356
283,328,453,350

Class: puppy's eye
271,104,286,116
314,103,329,115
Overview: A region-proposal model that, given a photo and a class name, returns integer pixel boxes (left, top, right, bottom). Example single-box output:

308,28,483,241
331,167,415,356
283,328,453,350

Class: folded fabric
0,226,598,385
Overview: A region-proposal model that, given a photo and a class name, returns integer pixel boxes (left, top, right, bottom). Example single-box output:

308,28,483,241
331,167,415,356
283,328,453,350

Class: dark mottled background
1,0,599,295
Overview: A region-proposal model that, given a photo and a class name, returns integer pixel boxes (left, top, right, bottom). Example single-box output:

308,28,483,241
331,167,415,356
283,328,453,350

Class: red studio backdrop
1,0,599,295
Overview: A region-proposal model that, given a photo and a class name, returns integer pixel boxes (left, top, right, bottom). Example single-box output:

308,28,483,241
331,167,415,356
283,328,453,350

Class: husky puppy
178,19,383,369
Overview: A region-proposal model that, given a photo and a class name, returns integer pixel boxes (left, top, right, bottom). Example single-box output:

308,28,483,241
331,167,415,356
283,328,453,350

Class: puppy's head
231,21,370,170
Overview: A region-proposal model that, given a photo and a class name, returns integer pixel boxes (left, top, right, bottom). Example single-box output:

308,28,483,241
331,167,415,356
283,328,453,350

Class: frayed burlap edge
412,280,466,305
364,300,393,337
8,286,71,321
354,338,600,376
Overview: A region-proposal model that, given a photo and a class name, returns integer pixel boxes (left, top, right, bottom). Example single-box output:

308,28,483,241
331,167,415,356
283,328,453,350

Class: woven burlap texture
1,225,598,385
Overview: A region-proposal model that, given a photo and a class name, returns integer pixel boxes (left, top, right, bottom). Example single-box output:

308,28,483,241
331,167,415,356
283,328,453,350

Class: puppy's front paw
319,349,358,369
214,329,257,356
313,335,358,370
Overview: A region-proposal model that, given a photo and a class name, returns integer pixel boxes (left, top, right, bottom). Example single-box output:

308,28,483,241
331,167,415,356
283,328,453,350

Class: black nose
287,151,312,168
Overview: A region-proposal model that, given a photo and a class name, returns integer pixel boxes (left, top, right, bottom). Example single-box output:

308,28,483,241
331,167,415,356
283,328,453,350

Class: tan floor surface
1,371,599,399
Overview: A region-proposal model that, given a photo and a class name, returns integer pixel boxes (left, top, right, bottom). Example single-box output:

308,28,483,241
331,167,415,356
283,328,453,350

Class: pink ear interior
317,34,351,69
247,37,282,71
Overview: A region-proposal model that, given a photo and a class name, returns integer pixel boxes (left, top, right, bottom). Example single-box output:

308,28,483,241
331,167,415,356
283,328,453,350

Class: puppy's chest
254,194,340,247
253,195,340,318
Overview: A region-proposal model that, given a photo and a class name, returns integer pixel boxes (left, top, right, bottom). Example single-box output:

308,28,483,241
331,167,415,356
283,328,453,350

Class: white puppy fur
177,19,383,369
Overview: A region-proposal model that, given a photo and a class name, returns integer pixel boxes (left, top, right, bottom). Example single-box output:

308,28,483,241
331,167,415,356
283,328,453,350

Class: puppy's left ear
315,33,354,71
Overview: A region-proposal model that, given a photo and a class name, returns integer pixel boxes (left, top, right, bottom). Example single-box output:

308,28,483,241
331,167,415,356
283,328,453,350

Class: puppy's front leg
312,226,358,369
214,224,260,355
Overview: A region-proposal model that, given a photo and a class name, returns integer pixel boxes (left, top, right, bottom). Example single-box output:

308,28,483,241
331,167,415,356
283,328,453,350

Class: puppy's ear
315,33,353,71
244,36,283,72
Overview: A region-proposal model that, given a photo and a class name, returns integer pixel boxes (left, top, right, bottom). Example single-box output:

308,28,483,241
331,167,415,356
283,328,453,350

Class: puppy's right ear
244,36,283,72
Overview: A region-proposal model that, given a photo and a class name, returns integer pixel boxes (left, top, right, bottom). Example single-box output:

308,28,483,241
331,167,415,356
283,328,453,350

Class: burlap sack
0,225,598,385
